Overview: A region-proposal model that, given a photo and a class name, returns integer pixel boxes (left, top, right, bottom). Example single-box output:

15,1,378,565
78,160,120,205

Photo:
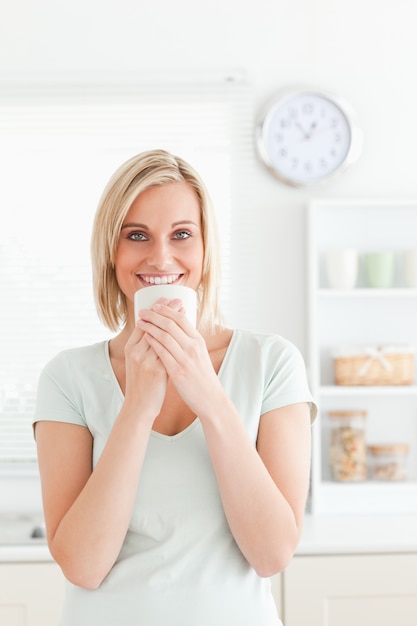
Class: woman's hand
137,303,222,417
124,298,187,422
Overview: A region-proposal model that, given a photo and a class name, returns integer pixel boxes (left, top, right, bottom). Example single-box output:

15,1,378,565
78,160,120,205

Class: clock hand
297,120,319,141
295,121,309,139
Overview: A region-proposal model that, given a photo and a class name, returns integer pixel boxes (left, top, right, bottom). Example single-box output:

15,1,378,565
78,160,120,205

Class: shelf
318,288,417,298
308,198,417,516
320,479,417,490
312,480,417,516
319,385,417,397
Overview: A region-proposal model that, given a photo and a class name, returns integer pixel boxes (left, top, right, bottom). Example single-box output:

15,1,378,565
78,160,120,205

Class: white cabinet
282,553,417,626
0,562,64,626
307,199,417,514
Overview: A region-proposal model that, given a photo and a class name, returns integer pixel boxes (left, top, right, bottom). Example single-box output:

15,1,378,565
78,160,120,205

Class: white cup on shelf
324,248,359,289
403,249,417,288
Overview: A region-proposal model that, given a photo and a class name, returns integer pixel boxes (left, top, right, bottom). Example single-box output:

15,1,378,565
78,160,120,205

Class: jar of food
328,410,367,481
368,444,409,481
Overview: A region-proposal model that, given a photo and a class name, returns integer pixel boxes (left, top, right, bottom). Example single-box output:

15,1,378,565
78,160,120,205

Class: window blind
0,74,254,470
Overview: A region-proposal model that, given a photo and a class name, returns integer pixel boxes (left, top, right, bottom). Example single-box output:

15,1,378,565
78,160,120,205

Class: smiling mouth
138,273,183,285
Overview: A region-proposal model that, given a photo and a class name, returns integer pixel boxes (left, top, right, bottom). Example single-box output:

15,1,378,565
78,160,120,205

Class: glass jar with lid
368,444,409,481
328,410,367,481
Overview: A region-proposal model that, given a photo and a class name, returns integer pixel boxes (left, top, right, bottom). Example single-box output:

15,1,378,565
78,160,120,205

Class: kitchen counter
0,513,51,562
297,514,417,555
0,543,52,562
1,514,417,562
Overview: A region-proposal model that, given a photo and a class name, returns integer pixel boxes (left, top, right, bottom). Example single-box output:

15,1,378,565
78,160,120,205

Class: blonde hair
91,149,223,334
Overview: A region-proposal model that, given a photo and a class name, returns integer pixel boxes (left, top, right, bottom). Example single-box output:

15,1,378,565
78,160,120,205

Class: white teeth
141,274,180,285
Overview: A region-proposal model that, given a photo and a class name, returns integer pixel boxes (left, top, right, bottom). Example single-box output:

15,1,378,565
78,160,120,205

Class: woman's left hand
137,302,221,415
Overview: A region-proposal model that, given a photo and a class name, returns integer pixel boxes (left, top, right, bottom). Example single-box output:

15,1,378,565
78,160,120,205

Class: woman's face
115,181,204,319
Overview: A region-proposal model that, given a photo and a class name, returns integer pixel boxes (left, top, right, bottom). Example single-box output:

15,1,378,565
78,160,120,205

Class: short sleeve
261,337,317,423
33,352,87,429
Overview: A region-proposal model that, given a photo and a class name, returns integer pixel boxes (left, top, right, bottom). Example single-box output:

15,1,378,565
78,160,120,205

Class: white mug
404,249,417,288
325,248,359,289
134,285,197,327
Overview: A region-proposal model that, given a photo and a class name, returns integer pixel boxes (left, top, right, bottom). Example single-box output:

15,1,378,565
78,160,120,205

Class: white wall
2,0,417,353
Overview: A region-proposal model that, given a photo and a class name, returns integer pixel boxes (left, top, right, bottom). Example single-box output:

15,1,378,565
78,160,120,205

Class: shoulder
35,341,111,425
230,329,311,392
39,342,109,388
42,341,107,372
231,328,303,363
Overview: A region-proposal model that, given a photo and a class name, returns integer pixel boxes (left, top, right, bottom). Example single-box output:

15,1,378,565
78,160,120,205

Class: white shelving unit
307,199,417,515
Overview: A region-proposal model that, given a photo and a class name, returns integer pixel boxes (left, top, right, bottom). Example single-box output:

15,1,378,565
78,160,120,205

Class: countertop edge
296,513,417,556
2,514,417,562
0,544,53,562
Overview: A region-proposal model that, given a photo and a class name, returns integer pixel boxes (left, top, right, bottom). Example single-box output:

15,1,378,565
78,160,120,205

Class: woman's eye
128,232,147,241
174,230,191,240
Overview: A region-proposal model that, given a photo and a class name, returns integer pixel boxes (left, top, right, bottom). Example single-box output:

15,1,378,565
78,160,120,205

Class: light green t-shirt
34,329,316,626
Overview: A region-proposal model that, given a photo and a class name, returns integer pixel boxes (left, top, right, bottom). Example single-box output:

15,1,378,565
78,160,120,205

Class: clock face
257,91,360,186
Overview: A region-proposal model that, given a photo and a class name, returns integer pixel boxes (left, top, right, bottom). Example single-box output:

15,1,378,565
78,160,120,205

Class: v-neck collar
103,330,238,441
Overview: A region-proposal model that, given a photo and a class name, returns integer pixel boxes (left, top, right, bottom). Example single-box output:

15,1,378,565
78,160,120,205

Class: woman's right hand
123,322,167,422
123,297,185,422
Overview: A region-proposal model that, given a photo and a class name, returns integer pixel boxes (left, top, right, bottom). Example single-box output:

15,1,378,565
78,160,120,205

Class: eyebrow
121,220,199,230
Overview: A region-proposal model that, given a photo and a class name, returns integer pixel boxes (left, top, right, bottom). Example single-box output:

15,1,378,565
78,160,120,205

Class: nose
147,239,173,270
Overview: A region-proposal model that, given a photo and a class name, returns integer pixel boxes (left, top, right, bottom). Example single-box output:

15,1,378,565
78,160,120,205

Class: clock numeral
288,107,298,119
274,132,284,143
304,161,312,172
330,117,339,128
303,103,314,115
279,147,288,158
319,158,327,169
291,157,299,169
280,118,290,129
334,132,342,143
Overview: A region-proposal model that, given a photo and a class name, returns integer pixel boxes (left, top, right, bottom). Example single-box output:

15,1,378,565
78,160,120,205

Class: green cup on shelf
365,251,395,288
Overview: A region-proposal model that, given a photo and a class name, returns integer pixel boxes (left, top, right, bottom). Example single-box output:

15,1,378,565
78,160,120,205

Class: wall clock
256,87,363,187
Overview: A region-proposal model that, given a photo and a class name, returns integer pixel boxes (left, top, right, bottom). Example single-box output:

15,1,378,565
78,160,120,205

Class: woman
34,149,316,626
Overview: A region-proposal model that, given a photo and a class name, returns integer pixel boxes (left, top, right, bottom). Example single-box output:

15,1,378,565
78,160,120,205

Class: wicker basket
332,346,415,386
